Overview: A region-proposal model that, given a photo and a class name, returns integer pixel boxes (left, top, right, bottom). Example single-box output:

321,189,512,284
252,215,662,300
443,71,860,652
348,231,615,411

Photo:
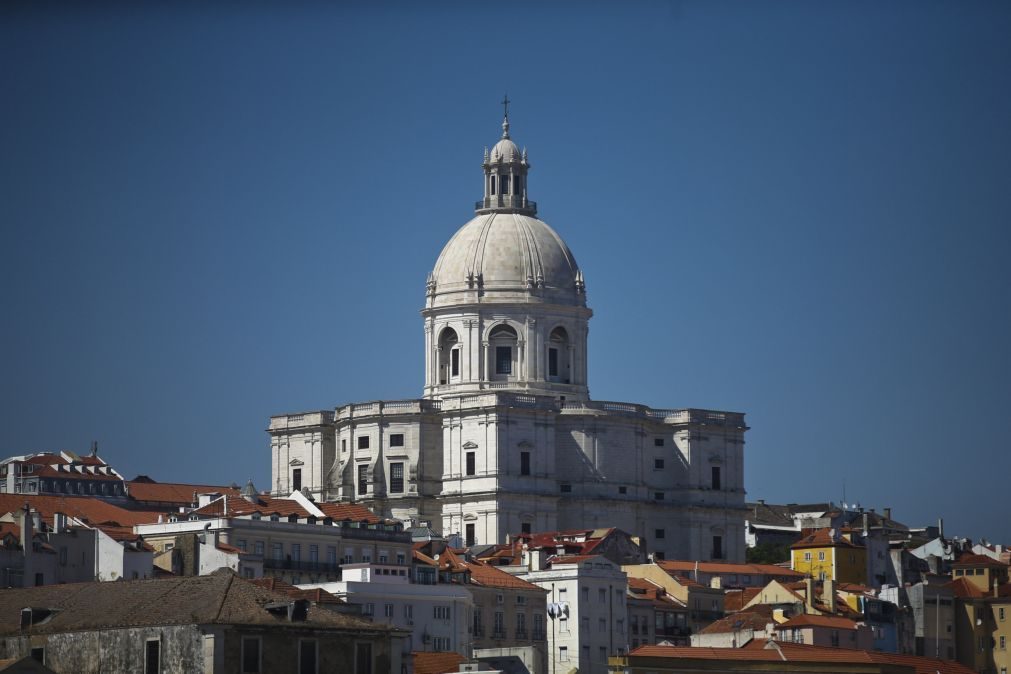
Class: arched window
438,327,460,385
489,324,518,377
548,327,571,383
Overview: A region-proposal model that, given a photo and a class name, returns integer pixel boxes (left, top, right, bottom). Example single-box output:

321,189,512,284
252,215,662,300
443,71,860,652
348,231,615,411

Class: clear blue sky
2,2,1009,542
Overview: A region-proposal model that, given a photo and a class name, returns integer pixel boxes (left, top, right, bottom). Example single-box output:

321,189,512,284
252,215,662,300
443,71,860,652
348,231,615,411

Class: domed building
269,113,748,563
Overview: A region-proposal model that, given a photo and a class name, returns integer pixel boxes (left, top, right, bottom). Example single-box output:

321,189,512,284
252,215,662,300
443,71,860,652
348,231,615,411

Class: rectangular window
384,603,394,618
254,541,264,556
145,640,159,674
818,551,826,561
655,528,665,539
291,544,301,561
654,438,664,446
521,522,531,534
390,462,404,493
358,436,370,450
599,617,606,632
712,535,723,560
405,604,413,620
466,452,476,476
520,451,531,476
309,545,318,562
558,646,568,662
490,175,497,195
242,637,261,673
299,639,317,674
272,543,283,560
654,492,664,500
358,465,368,494
292,468,302,492
362,603,374,616
711,466,721,490
451,349,460,376
494,611,505,636
466,523,476,547
496,346,512,374
1001,607,1006,621
1002,636,1007,650
517,611,526,635
654,458,664,469
618,486,627,494
389,433,405,447
804,551,812,561
434,605,451,620
548,348,559,376
501,174,511,194
355,642,373,674
599,588,606,603
327,546,337,565
560,483,572,493
237,539,248,552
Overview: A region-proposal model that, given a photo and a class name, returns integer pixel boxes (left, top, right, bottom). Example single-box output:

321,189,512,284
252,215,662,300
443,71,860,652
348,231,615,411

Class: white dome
490,138,522,163
429,212,585,307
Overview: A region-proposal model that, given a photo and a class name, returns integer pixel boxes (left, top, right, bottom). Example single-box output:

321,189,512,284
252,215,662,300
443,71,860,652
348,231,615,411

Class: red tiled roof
248,577,343,604
699,606,774,635
412,651,466,674
465,560,544,591
953,553,1008,568
548,554,599,565
189,495,382,524
776,613,860,630
947,577,987,599
628,641,977,674
658,560,805,578
126,481,238,506
724,587,762,612
791,528,863,550
0,494,163,528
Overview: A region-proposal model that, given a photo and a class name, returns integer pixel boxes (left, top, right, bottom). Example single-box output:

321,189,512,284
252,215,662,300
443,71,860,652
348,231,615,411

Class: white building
269,111,748,562
496,551,628,674
301,561,473,657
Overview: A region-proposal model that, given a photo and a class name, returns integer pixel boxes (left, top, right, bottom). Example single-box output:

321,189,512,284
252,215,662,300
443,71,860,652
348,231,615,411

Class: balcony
475,196,536,214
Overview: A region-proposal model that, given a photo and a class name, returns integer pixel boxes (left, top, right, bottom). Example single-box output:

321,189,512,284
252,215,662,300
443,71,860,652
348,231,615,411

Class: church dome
490,138,522,163
429,212,584,306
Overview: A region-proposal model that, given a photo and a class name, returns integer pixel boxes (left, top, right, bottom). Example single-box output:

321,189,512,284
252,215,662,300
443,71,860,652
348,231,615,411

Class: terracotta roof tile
790,528,863,550
953,552,1008,568
126,481,239,507
658,560,804,578
0,494,163,529
628,641,977,674
947,577,987,598
412,651,466,674
465,560,545,591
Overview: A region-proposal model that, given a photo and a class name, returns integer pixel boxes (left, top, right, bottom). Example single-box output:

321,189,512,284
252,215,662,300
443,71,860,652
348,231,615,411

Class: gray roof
0,569,393,636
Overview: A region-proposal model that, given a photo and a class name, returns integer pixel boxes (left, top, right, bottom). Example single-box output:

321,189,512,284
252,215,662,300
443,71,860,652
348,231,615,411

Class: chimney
883,507,892,521
53,512,66,534
805,577,815,613
938,518,945,540
20,504,33,587
822,579,836,614
862,513,869,537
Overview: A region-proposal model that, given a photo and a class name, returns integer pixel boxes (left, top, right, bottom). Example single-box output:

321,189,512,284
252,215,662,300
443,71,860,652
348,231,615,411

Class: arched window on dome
489,324,518,378
548,326,571,384
438,328,460,385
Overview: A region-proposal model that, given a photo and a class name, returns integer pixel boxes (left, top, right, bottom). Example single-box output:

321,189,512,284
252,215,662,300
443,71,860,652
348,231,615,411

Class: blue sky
2,2,1009,541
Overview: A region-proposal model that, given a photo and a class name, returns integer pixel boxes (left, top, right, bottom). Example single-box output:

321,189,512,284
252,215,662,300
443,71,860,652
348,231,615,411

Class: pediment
517,440,533,448
288,459,304,466
462,441,479,450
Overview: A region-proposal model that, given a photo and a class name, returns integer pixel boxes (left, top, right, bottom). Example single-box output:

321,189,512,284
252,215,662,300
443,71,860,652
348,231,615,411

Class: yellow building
948,553,1011,673
791,528,866,584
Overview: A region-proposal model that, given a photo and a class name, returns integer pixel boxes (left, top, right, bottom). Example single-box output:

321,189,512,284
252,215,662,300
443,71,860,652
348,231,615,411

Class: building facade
269,113,748,562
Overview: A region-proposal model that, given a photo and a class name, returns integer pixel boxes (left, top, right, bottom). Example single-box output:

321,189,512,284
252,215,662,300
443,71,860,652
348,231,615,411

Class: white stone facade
269,114,749,563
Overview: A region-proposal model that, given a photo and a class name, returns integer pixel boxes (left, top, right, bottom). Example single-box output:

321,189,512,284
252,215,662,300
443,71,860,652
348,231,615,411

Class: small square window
618,486,627,494
389,434,405,447
357,436,370,450
560,484,572,493
654,438,664,446
655,528,665,539
654,492,664,500
654,458,664,469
